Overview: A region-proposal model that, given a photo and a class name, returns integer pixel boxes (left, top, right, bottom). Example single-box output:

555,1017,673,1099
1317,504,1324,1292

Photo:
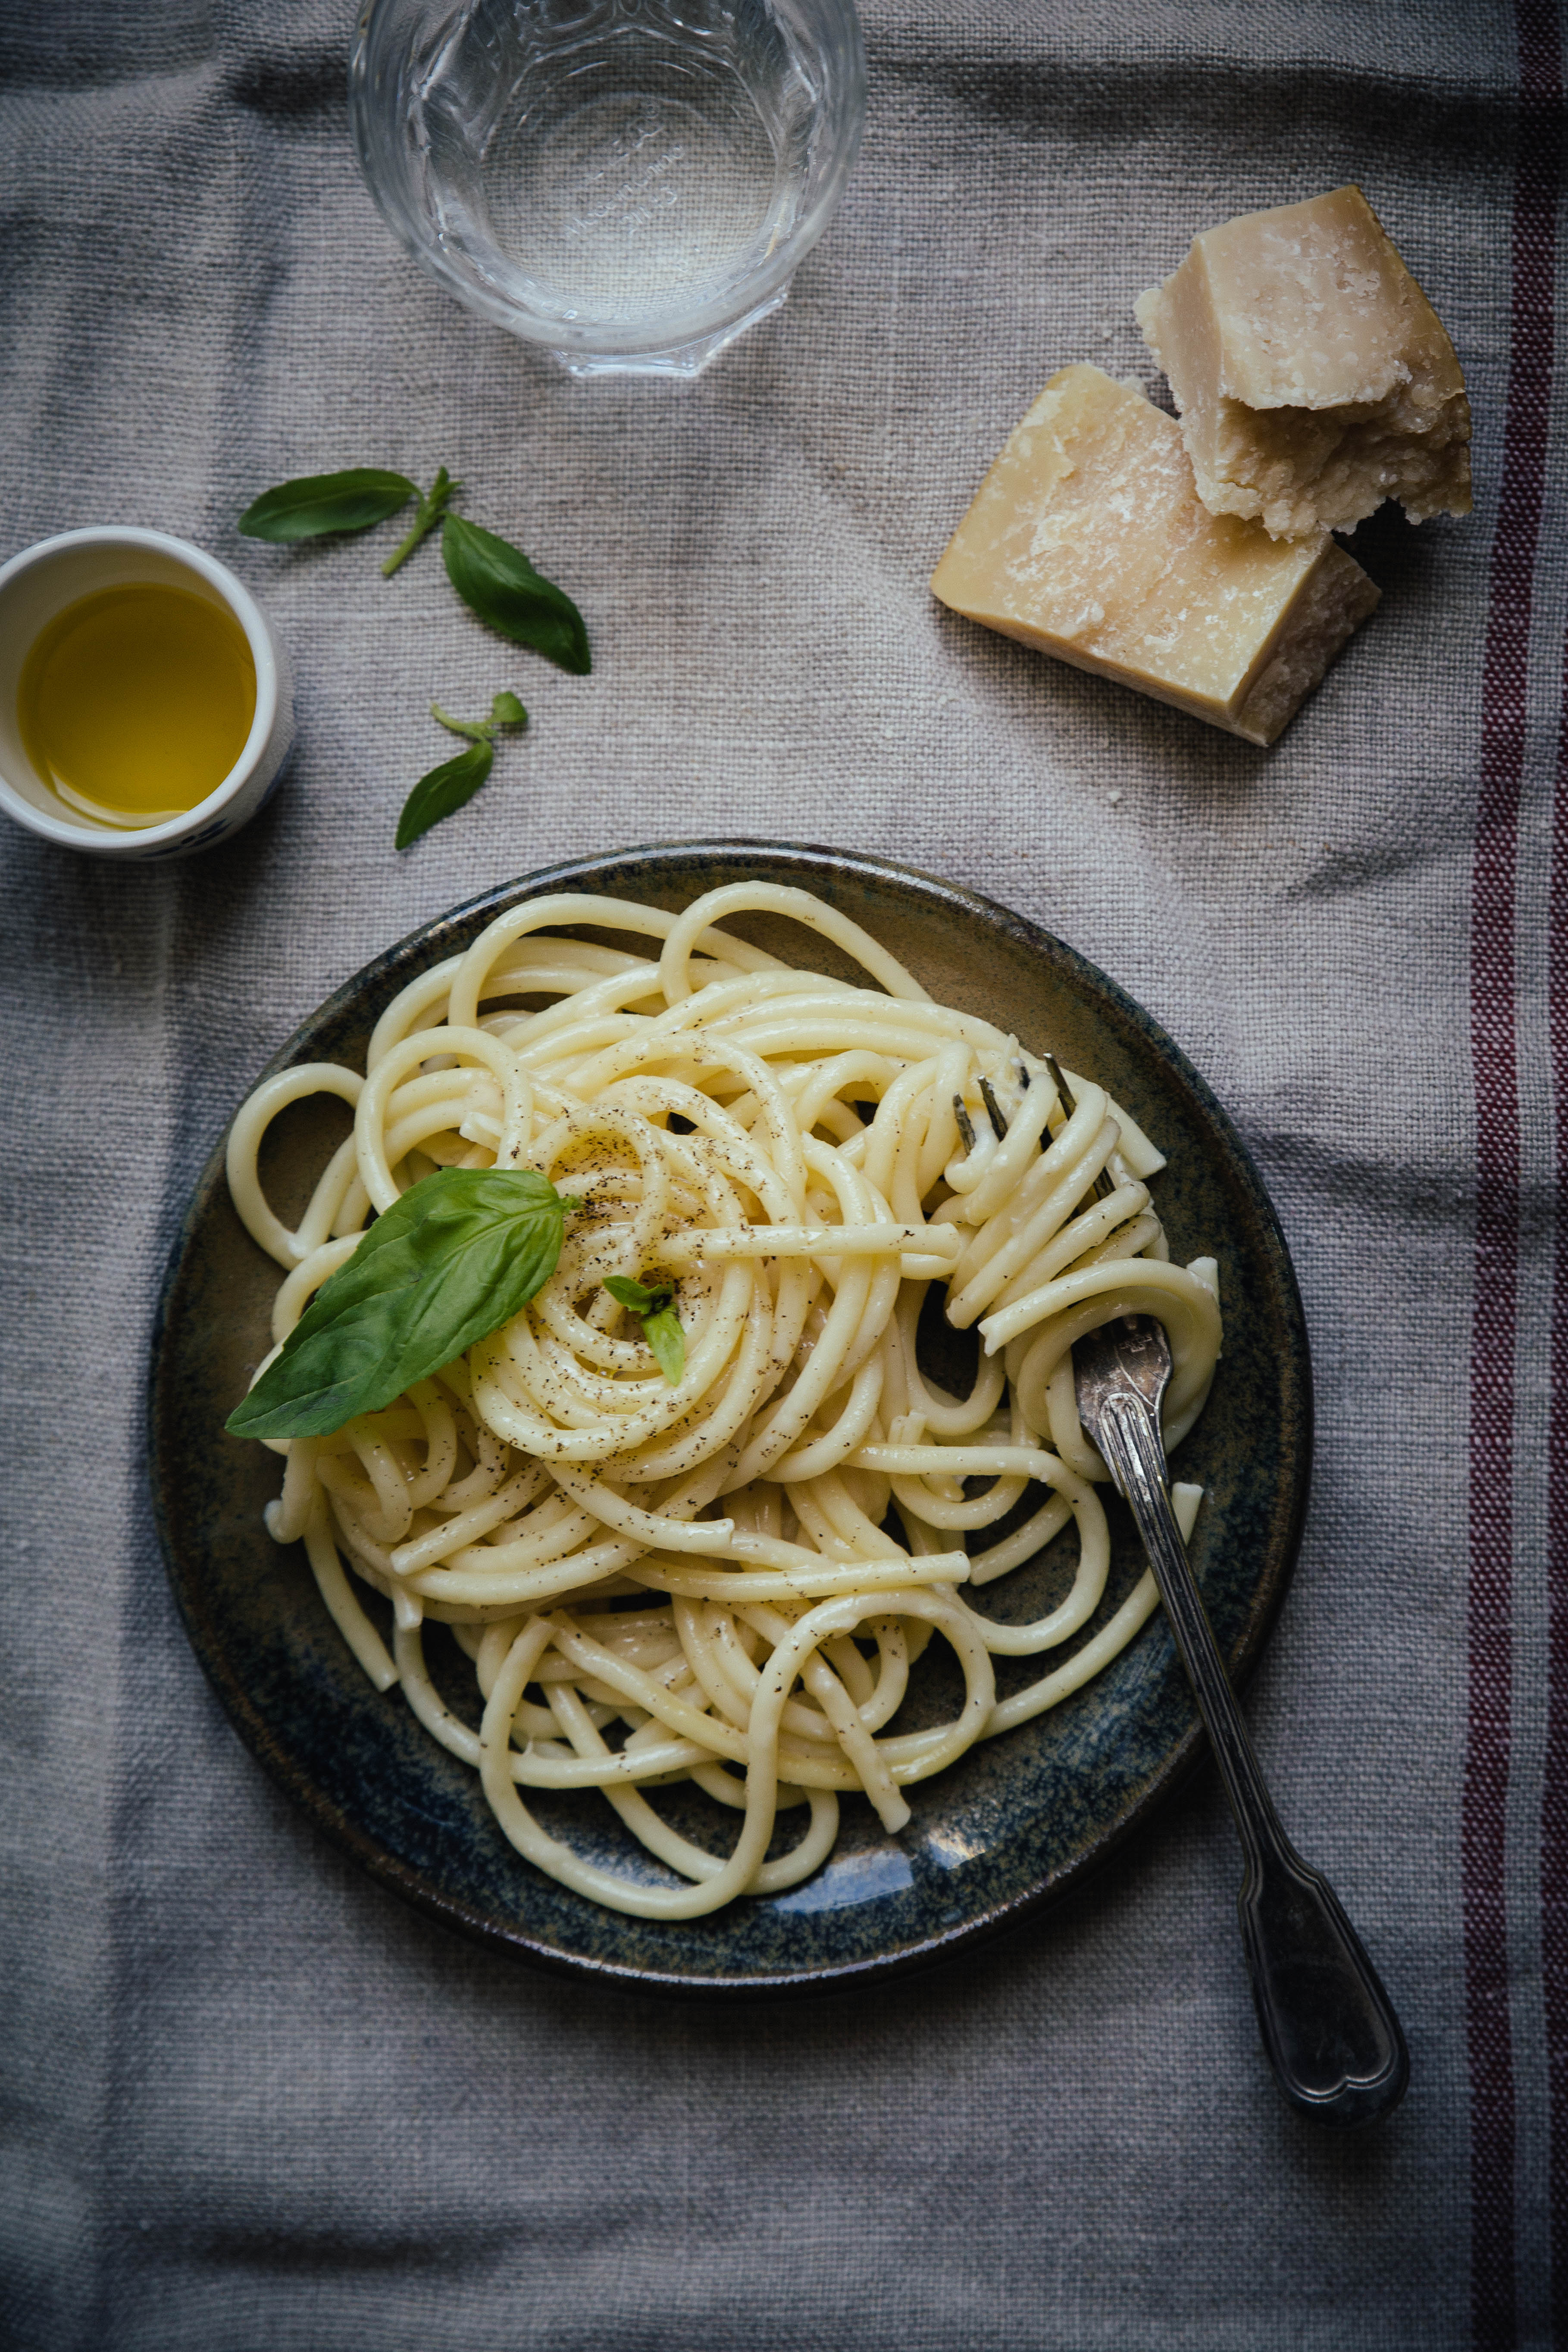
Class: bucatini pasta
226,883,1221,1919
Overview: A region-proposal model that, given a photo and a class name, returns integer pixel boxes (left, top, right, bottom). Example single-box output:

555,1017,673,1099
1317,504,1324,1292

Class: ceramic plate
149,843,1311,1995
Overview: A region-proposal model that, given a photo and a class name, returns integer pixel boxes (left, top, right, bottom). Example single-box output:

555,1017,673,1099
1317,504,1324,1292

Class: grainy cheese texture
929,365,1380,745
1135,185,1472,539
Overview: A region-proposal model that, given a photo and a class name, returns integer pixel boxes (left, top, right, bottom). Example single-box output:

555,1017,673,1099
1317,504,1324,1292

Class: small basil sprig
235,467,591,671
397,692,527,851
442,515,591,674
604,1275,685,1386
226,1168,578,1441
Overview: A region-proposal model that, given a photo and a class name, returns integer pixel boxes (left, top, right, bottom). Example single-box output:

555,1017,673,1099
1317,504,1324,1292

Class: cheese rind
1135,185,1471,540
929,365,1379,746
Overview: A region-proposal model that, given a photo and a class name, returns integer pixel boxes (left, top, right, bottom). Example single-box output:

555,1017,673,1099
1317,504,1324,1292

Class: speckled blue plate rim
148,840,1313,1999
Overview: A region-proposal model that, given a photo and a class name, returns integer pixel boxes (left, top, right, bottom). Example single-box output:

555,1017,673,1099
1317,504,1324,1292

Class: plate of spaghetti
149,842,1310,1992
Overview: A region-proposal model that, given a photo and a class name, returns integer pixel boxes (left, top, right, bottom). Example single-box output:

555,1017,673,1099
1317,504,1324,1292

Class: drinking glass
351,0,866,378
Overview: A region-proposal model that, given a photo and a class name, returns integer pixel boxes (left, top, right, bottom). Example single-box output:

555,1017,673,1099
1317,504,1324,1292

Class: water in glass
354,0,865,376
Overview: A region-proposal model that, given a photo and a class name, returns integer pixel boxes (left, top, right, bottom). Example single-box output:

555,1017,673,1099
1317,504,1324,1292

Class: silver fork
1074,1314,1409,2127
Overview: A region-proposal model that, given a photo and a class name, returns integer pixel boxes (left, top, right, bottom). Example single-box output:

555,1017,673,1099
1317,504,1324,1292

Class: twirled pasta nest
228,883,1221,1918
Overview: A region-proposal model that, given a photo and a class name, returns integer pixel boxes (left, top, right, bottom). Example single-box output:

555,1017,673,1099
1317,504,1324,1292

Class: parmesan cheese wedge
930,365,1379,746
1135,185,1472,540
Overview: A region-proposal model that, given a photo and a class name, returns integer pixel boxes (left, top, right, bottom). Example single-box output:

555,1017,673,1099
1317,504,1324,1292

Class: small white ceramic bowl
0,526,294,861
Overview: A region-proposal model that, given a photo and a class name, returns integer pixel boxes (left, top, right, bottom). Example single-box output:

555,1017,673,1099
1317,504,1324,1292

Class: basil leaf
395,741,494,851
491,690,527,727
604,1277,683,1384
604,1274,662,1315
642,1306,685,1387
443,514,592,674
239,469,418,542
226,1168,575,1441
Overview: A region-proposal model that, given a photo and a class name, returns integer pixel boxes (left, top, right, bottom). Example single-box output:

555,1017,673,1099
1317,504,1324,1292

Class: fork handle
1097,1395,1409,2127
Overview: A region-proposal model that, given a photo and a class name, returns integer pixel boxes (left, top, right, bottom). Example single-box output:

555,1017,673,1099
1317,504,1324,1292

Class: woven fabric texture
0,3,1559,2347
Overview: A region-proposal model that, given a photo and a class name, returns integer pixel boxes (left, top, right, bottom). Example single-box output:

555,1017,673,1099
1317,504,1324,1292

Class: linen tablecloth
1,2,1560,2344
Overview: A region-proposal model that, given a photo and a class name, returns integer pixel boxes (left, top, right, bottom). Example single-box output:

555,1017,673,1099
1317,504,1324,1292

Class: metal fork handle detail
1097,1394,1410,2128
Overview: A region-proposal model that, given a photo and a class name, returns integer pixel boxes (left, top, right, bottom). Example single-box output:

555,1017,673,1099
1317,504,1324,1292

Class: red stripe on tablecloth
1470,6,1560,2345
1546,6,1568,2328
1550,639,1568,2348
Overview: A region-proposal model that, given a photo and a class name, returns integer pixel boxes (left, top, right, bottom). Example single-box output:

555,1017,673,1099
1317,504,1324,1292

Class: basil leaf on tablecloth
442,513,592,674
394,741,494,850
238,468,418,542
396,692,529,848
226,1169,577,1440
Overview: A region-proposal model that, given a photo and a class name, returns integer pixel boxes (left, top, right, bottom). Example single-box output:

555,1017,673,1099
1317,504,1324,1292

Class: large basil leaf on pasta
226,1168,576,1441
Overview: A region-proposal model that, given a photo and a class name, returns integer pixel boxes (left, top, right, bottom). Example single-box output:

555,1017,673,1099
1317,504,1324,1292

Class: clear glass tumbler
351,0,866,378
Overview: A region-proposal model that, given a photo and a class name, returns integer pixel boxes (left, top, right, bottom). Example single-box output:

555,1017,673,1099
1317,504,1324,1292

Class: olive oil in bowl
19,582,257,829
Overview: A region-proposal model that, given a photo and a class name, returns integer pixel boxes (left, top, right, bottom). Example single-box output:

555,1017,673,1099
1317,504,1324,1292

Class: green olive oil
18,583,257,828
